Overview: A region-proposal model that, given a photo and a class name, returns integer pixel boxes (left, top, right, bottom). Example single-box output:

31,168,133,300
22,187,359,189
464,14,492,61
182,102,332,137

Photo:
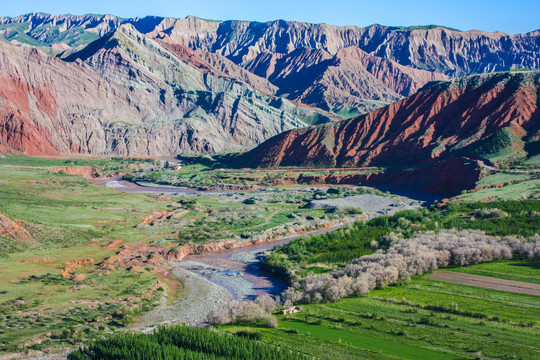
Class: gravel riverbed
177,261,256,301
131,266,232,330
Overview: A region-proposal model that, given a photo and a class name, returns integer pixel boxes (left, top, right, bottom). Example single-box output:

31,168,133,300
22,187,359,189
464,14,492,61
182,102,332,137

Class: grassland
0,156,171,351
125,157,381,190
456,137,540,202
151,188,369,246
0,154,368,353
224,260,540,360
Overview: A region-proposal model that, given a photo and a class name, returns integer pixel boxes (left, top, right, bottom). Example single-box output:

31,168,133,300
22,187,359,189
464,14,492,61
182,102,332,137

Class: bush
207,295,280,326
283,230,540,304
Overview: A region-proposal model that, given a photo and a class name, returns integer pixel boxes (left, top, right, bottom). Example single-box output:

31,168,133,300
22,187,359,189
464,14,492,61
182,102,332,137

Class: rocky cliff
141,18,540,77
232,71,540,168
1,13,539,157
245,46,447,115
0,25,328,156
1,13,538,117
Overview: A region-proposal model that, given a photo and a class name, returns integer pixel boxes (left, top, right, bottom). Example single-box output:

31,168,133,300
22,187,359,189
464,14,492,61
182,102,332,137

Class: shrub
283,230,539,304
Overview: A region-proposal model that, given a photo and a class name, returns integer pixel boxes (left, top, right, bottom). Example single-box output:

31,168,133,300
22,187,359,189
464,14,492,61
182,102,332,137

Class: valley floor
0,154,404,355
1,154,539,359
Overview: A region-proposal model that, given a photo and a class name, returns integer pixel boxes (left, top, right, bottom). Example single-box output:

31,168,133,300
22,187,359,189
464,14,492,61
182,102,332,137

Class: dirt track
426,270,540,296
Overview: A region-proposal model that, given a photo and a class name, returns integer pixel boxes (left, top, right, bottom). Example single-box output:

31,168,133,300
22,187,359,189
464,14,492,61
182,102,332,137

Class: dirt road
426,270,540,296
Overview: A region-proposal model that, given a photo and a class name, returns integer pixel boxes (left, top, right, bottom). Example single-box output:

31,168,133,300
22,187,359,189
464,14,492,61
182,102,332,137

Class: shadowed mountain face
228,71,540,195
244,47,447,115
232,72,540,168
0,24,329,156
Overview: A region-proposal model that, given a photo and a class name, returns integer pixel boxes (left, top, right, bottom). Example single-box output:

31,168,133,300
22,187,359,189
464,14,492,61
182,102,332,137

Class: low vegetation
281,229,539,304
263,200,540,280
0,155,370,353
0,153,151,174
65,261,540,360
68,325,306,360
124,157,381,190
207,295,280,327
223,265,539,360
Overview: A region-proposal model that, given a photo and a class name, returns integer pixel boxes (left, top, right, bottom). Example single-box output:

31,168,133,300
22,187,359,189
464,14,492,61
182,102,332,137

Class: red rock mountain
1,13,539,118
233,71,540,168
0,25,328,156
244,46,447,115
0,13,539,156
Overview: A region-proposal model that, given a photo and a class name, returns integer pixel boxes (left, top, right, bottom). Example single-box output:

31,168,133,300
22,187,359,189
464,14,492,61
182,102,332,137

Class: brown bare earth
426,270,540,296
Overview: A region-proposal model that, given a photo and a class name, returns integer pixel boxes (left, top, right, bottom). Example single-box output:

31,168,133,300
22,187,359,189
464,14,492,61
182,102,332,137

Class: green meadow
226,262,540,360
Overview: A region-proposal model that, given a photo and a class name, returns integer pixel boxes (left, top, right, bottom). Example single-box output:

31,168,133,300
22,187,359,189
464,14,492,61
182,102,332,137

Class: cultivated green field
225,262,540,360
448,260,540,284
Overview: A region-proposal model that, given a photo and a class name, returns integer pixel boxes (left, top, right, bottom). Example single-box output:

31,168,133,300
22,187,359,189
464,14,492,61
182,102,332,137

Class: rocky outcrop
0,13,122,47
245,46,447,114
305,158,482,196
49,167,100,177
144,18,540,76
1,13,539,156
0,25,328,156
234,72,540,169
1,14,538,118
3,14,537,77
0,213,33,243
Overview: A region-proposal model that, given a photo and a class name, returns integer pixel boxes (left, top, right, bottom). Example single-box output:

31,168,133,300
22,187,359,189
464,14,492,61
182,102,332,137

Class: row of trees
263,200,540,281
68,325,305,360
281,229,540,304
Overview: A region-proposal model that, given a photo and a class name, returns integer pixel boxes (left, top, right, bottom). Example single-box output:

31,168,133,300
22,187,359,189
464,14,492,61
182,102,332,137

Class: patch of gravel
27,352,69,360
309,194,415,217
178,261,255,301
131,266,232,331
229,250,266,264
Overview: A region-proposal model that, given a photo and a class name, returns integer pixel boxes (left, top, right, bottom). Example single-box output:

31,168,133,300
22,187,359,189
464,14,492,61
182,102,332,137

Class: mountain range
0,13,539,158
229,71,540,195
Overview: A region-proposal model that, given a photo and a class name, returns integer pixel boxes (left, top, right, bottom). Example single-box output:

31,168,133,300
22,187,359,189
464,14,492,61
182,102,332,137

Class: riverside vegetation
1,154,540,358
212,202,540,360
0,154,368,354
63,200,539,360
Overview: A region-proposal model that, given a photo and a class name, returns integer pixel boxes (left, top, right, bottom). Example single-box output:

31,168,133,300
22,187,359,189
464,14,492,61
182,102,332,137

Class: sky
1,0,538,34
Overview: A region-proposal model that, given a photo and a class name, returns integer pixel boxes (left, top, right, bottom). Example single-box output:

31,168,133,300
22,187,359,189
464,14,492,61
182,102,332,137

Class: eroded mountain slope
0,25,328,156
233,71,540,168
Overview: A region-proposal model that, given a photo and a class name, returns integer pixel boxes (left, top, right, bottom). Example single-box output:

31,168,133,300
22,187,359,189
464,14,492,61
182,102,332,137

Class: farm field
447,260,540,284
225,261,540,360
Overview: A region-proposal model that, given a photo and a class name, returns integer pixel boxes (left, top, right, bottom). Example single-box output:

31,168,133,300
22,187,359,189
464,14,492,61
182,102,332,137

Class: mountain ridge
231,71,540,168
1,13,539,157
0,25,329,156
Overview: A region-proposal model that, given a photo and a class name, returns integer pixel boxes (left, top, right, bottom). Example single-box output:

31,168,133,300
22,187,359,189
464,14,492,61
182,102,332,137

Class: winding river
93,175,409,328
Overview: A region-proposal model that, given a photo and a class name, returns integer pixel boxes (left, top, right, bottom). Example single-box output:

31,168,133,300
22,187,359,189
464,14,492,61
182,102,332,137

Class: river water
94,175,410,327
